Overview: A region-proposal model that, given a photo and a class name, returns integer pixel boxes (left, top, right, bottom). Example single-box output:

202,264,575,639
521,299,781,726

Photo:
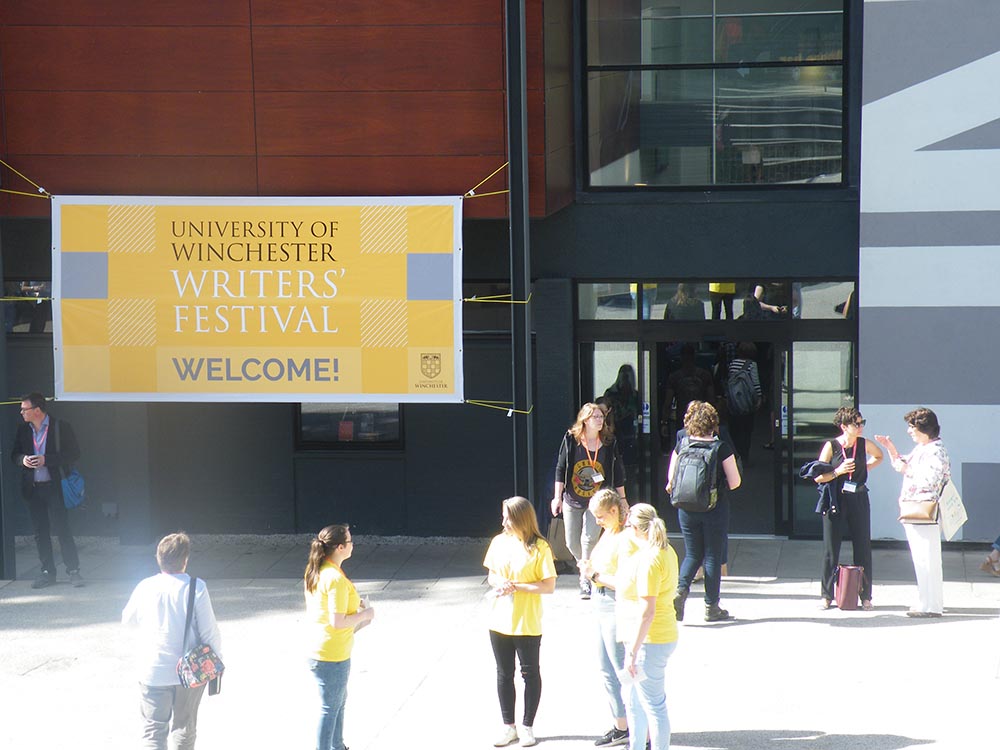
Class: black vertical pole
0,231,12,579
505,0,534,499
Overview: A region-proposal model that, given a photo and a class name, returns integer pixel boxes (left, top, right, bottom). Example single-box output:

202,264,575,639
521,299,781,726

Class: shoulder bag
54,420,86,509
177,577,225,690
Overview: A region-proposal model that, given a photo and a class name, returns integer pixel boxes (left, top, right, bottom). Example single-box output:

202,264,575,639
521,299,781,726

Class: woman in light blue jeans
618,503,680,750
580,489,631,747
304,525,375,750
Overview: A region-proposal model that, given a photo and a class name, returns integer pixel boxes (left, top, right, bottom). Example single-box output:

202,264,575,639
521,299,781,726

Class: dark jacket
798,460,839,516
555,431,625,498
10,417,80,499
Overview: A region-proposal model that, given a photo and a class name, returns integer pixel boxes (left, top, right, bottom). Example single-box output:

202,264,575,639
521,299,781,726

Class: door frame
576,317,857,537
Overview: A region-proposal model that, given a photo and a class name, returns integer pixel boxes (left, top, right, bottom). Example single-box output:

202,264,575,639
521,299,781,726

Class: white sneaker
520,726,537,747
494,725,518,747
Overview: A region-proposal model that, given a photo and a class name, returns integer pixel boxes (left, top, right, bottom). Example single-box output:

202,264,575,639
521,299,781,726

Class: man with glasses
11,391,83,588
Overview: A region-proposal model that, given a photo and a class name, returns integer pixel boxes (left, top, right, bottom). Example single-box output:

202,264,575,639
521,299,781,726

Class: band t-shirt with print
564,442,616,509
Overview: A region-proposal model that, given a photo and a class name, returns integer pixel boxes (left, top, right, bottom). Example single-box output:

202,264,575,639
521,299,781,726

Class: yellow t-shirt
590,527,625,586
617,544,679,645
709,282,736,294
483,534,557,636
304,561,361,662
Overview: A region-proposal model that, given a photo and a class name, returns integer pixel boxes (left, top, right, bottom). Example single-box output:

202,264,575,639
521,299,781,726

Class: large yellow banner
52,196,463,402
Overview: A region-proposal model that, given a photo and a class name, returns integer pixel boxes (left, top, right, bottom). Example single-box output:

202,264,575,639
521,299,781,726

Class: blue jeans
677,502,729,605
623,641,676,750
310,658,351,750
992,536,1000,553
594,589,626,721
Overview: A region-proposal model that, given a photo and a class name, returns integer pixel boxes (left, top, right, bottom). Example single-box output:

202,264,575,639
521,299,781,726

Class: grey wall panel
294,456,405,536
532,200,859,279
862,0,1000,105
404,336,514,536
860,307,1000,404
148,402,295,534
861,211,1000,247
959,463,1000,542
532,278,575,524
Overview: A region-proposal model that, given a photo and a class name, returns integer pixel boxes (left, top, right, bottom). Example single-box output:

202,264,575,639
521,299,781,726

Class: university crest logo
420,353,442,379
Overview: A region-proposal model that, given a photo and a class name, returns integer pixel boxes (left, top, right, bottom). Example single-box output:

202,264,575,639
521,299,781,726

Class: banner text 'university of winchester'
52,196,463,402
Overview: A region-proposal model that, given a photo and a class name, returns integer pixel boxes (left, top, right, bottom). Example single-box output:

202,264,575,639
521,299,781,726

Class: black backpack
669,437,721,512
726,361,760,416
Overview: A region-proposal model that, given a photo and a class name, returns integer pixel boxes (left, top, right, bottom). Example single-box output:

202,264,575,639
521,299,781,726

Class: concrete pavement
1,534,999,749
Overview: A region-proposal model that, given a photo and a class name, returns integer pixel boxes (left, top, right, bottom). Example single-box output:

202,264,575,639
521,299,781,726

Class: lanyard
32,424,48,455
583,440,600,472
847,440,857,480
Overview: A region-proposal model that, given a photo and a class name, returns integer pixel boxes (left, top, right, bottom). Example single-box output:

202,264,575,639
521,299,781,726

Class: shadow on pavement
672,729,933,749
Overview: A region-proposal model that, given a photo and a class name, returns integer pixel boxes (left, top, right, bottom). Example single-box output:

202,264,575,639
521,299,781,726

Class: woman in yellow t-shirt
617,503,679,750
303,524,375,750
483,496,557,748
579,488,632,748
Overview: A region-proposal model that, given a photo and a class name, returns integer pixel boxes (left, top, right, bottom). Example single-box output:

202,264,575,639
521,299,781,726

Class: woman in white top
875,408,951,617
122,532,222,750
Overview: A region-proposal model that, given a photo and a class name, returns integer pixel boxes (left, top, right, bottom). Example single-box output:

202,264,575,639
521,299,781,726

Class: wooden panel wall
0,0,573,219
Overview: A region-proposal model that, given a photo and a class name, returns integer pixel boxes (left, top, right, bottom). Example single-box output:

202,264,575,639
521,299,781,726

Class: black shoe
595,727,628,747
705,603,731,622
31,571,56,589
673,588,689,621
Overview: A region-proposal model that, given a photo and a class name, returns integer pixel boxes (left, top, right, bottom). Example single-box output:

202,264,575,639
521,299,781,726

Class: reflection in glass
4,280,52,333
715,12,842,64
795,281,856,320
589,65,842,187
300,403,401,445
790,341,854,535
715,66,843,185
579,283,637,320
587,1,842,66
648,282,709,320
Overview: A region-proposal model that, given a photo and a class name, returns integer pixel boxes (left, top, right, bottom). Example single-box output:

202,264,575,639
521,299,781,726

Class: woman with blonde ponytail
616,503,678,750
579,489,633,747
304,524,375,750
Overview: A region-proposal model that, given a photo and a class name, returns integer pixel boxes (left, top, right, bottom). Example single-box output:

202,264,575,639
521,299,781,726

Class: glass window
795,281,856,319
585,1,845,188
299,403,401,447
4,280,52,333
578,282,638,320
646,282,709,320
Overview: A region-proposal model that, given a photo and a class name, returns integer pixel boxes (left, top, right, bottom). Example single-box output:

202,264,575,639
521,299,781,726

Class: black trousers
821,492,873,601
26,481,79,574
489,630,542,727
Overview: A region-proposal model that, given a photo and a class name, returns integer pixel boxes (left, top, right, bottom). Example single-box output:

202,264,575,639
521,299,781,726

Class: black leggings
821,492,874,601
489,630,542,726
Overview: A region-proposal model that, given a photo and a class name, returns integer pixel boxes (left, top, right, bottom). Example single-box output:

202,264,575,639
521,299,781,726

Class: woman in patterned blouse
875,408,951,617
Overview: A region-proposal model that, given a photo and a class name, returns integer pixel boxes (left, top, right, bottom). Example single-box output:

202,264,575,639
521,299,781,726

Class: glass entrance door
651,338,782,535
788,341,857,536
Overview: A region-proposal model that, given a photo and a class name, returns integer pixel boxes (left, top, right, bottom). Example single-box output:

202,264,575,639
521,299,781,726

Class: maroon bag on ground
835,565,864,610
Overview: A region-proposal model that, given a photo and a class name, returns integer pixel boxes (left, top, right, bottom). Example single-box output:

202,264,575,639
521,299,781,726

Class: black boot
705,603,731,622
673,587,689,621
